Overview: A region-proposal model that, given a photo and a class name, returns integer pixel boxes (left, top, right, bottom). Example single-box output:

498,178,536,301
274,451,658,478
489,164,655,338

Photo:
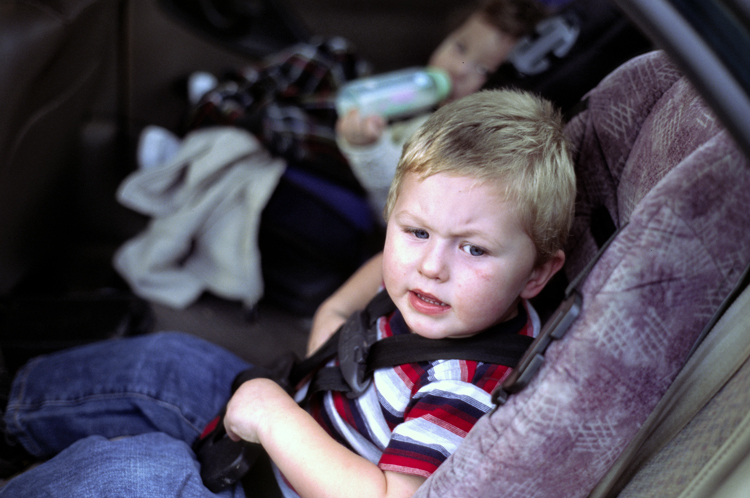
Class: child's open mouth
409,290,450,315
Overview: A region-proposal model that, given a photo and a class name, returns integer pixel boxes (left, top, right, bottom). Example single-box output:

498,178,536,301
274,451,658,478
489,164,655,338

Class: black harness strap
305,291,533,398
366,328,533,369
287,289,394,387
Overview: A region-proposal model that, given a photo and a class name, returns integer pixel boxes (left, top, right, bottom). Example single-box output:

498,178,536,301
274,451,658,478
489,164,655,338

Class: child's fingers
224,424,242,442
223,380,267,444
224,378,297,444
364,116,386,140
337,109,384,146
335,109,362,138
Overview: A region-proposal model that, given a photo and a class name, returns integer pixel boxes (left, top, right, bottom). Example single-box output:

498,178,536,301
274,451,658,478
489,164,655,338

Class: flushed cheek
452,280,489,312
382,237,406,283
454,276,513,324
453,266,499,301
383,266,415,308
384,243,423,286
471,266,497,283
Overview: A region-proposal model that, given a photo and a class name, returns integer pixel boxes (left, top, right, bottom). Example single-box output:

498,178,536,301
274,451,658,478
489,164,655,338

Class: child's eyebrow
393,207,504,245
393,210,425,226
451,228,502,247
399,213,502,246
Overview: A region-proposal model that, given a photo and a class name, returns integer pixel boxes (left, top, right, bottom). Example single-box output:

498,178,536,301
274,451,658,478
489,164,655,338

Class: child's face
428,14,517,103
383,172,543,339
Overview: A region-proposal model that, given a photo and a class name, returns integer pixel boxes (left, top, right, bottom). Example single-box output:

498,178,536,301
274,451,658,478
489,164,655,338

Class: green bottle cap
426,68,452,101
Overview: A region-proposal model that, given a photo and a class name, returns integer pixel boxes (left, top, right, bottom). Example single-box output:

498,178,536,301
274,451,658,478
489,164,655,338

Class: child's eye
405,228,429,239
461,243,485,257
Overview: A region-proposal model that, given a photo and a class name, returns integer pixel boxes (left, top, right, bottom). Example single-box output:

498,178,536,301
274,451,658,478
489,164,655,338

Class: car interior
1,0,749,496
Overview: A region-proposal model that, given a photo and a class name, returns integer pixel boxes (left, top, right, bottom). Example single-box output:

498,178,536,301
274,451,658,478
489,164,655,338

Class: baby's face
428,14,517,103
382,172,540,339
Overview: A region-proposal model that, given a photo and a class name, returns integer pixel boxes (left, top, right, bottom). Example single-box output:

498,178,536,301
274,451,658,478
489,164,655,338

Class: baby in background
336,0,548,218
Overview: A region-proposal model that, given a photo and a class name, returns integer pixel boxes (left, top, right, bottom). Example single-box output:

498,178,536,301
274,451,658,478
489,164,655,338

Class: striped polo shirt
302,300,539,478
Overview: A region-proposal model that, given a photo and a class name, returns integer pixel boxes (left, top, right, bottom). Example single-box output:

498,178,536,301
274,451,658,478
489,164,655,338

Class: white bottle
336,67,452,120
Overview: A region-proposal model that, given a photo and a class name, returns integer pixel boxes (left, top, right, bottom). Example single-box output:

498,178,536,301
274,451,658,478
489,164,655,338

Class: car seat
611,282,750,498
413,50,750,498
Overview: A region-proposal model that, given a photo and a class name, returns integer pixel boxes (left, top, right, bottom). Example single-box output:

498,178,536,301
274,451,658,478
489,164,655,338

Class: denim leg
4,332,251,458
0,432,245,498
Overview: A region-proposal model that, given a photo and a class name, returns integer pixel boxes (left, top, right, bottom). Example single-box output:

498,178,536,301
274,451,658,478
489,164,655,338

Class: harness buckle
337,309,373,398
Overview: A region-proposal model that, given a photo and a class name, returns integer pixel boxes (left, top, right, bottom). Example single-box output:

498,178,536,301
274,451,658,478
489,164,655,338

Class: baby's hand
223,378,297,444
336,109,386,146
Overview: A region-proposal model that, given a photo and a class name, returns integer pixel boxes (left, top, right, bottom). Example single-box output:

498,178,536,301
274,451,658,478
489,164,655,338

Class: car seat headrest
563,51,725,279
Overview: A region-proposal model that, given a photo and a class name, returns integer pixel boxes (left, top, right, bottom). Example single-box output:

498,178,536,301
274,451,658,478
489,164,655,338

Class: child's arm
306,253,384,356
337,112,427,218
224,378,425,498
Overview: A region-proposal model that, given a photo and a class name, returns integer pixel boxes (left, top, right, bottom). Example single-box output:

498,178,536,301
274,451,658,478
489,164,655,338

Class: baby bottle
336,67,452,120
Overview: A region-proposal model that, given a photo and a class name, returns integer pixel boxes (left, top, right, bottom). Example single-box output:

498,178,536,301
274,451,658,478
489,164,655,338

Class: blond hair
384,89,575,265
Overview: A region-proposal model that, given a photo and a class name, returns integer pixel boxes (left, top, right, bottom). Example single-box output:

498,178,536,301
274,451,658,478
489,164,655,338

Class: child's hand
223,366,426,498
336,109,386,146
223,378,297,444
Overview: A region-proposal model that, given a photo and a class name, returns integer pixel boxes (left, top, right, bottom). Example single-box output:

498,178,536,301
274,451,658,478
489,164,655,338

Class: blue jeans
1,332,251,497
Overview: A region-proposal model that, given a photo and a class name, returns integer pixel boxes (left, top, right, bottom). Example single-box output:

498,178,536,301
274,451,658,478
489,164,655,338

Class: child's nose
418,243,449,281
450,57,475,78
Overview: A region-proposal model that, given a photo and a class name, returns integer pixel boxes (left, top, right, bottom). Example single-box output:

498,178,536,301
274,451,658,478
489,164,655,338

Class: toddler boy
225,88,575,498
0,89,574,498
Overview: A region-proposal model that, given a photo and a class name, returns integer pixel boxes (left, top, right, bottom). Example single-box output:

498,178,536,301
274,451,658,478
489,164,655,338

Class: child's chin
402,315,459,340
401,313,441,337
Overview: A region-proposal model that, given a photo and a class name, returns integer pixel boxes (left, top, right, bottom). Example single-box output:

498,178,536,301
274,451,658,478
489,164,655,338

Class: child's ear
519,250,566,300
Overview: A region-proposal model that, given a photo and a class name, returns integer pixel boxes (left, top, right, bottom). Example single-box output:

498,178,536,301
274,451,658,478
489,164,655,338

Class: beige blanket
114,127,286,309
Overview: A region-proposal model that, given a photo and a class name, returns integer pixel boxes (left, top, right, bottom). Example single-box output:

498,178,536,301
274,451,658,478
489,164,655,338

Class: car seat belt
588,259,750,498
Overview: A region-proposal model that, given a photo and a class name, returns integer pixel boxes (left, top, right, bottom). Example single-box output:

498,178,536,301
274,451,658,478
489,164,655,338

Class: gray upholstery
0,0,117,292
415,51,750,497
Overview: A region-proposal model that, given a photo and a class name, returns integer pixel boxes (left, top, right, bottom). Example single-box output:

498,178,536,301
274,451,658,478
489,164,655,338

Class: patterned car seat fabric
413,51,750,498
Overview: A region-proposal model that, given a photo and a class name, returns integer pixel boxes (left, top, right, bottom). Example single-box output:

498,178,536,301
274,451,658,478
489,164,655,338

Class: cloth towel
114,127,286,309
